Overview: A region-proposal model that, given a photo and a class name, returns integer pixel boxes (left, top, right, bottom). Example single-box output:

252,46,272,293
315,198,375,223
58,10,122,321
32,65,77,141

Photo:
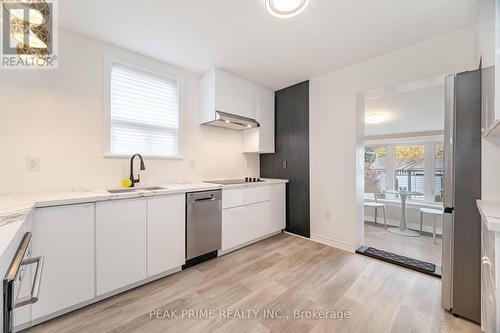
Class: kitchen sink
107,186,164,194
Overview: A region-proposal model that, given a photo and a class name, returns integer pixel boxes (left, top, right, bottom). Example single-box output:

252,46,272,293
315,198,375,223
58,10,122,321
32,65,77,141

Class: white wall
309,26,480,252
0,30,259,194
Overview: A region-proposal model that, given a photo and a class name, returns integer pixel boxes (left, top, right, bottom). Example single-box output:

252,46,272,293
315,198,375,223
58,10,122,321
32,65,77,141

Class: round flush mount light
266,0,310,18
365,113,385,125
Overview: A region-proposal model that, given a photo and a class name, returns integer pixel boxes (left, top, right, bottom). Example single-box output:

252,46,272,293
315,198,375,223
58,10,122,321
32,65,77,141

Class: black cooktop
204,178,265,185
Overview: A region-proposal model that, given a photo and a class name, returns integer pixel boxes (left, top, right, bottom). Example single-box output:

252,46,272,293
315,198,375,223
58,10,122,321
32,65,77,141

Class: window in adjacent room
364,145,387,193
108,63,180,157
395,144,425,199
434,143,444,202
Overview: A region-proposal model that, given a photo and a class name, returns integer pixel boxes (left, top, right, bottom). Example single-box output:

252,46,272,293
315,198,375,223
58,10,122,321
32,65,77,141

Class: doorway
357,75,446,276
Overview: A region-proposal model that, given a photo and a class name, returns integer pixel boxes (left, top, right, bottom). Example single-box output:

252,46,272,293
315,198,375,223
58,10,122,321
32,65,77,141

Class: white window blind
109,64,179,157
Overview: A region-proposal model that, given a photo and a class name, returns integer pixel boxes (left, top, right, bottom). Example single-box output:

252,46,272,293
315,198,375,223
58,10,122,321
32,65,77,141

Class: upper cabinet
481,0,500,137
243,87,275,154
201,68,275,153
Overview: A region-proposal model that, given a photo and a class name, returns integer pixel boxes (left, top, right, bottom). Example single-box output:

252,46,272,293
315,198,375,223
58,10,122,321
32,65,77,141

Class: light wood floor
29,233,478,333
364,221,442,266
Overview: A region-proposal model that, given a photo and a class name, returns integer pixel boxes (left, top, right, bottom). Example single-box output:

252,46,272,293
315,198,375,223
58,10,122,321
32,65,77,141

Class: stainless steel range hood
204,111,260,131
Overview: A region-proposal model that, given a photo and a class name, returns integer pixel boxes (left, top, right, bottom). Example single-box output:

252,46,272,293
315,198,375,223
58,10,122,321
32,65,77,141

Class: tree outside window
365,146,386,194
395,145,425,199
434,143,444,202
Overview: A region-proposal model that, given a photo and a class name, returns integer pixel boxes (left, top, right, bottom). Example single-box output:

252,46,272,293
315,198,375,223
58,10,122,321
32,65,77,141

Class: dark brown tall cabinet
260,81,310,238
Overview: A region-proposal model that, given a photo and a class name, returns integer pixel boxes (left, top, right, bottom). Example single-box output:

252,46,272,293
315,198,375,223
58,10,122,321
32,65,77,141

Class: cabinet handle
15,256,44,308
482,256,492,266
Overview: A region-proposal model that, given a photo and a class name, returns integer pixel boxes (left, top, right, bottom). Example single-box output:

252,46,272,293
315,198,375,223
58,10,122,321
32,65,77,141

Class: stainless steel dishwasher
184,190,222,268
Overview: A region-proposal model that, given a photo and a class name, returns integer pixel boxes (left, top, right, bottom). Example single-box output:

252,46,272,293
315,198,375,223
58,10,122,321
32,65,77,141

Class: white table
385,190,423,237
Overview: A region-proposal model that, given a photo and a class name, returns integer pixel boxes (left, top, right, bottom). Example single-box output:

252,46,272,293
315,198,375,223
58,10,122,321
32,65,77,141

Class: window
364,146,386,192
434,143,444,202
364,140,444,203
108,64,179,157
395,144,425,199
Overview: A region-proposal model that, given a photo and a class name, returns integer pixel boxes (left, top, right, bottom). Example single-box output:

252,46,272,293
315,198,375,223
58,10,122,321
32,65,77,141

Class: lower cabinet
21,185,283,326
270,183,286,231
147,194,185,277
481,221,498,333
96,198,147,296
222,205,256,251
221,184,286,252
31,203,95,321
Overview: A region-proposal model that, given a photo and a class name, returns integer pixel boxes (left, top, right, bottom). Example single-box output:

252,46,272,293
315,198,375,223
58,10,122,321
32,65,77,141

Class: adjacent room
361,75,445,273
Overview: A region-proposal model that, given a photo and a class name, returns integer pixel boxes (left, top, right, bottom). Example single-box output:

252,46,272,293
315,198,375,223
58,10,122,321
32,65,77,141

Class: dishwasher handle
195,197,215,202
187,190,222,204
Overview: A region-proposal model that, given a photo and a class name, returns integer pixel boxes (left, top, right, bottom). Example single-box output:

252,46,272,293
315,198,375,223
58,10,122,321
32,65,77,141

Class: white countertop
0,178,288,259
477,200,500,232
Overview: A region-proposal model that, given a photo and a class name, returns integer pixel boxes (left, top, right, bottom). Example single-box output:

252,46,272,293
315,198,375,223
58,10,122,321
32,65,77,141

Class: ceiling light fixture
266,0,310,18
365,113,385,125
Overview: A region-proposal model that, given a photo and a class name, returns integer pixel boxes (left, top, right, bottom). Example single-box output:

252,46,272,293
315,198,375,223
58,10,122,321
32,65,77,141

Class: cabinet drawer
222,186,270,209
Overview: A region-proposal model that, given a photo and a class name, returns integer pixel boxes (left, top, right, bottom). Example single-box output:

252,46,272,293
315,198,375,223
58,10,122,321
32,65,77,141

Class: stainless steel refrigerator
442,70,481,323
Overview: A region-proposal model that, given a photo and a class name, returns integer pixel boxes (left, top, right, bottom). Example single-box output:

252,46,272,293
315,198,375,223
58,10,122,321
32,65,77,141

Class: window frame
103,57,183,160
365,136,444,204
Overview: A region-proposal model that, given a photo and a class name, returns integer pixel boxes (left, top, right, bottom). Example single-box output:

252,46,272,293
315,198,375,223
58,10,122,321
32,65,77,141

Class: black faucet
129,154,146,187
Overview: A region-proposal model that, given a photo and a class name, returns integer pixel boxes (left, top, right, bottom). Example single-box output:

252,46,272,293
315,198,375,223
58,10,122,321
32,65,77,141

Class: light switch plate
324,210,332,221
26,157,40,172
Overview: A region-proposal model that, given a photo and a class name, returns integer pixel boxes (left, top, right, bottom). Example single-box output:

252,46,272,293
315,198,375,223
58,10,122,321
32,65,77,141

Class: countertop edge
477,200,500,232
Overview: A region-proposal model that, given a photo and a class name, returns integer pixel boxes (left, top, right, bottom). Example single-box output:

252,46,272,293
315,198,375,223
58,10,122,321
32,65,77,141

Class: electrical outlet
324,210,332,221
190,160,196,170
26,157,40,172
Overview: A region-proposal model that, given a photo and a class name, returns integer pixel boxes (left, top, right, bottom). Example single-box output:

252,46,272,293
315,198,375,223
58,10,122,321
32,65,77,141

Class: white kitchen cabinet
147,194,185,277
480,0,500,137
221,184,286,253
31,204,95,321
201,68,257,123
222,185,271,209
96,198,147,296
481,218,500,333
222,205,252,251
270,184,286,231
243,87,275,154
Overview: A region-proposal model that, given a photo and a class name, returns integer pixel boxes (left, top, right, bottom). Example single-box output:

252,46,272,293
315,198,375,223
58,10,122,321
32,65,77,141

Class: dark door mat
356,246,441,278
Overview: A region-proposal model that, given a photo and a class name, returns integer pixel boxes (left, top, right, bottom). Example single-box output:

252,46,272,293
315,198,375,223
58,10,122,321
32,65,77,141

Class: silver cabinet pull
15,256,44,308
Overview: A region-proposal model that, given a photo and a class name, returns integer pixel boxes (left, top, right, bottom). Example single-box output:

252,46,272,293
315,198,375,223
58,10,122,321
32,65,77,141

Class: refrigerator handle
443,75,455,209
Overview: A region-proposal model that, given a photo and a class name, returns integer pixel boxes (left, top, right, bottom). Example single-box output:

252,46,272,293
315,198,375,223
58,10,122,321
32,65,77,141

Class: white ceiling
58,0,478,90
365,79,445,137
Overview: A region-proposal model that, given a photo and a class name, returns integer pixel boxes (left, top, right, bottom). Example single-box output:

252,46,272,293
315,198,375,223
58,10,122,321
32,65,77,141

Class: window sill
103,153,183,160
364,196,443,210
